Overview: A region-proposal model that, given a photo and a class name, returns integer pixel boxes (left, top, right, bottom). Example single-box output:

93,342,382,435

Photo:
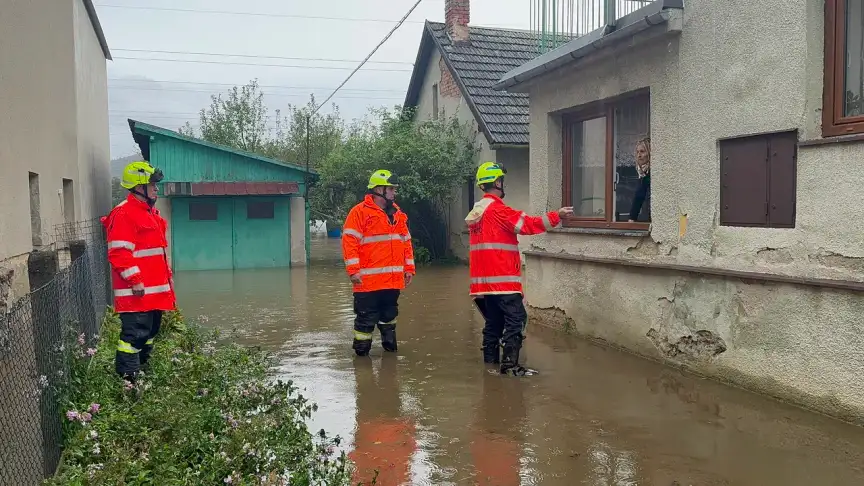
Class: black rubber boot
379,324,397,352
500,341,538,376
353,338,371,357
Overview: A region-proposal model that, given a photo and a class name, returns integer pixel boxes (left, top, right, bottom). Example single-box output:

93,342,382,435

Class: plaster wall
519,0,864,420
290,197,307,266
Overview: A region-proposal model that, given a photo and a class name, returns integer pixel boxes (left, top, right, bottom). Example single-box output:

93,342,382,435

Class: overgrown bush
49,309,353,485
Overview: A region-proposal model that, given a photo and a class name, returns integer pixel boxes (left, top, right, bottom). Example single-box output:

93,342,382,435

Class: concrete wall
0,0,110,307
411,48,531,260
520,0,864,421
73,0,111,221
290,197,307,266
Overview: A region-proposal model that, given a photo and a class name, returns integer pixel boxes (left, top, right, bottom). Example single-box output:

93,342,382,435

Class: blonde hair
636,136,651,155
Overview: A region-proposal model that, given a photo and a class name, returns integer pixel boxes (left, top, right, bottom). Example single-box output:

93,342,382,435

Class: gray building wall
520,0,864,421
411,49,531,260
0,0,110,303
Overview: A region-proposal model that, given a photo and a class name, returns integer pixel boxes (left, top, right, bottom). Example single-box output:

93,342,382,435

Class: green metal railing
531,0,657,53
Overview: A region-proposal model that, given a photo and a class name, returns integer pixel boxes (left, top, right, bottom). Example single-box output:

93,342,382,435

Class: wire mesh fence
0,219,110,485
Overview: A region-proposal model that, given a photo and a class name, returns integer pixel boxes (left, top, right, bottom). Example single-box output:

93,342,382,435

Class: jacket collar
125,193,153,212
482,193,504,204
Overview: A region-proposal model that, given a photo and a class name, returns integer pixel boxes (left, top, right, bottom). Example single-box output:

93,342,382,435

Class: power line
112,56,414,72
108,79,406,93
108,86,405,100
94,4,428,24
316,0,423,114
111,48,414,65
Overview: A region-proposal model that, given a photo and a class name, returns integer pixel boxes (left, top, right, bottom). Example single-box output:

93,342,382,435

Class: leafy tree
317,107,479,260
179,79,269,153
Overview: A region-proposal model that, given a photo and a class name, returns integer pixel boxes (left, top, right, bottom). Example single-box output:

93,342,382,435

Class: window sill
799,132,864,147
549,227,648,237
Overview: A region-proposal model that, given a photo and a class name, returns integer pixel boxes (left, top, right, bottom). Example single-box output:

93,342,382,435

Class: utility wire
94,4,429,24
112,56,414,72
315,0,423,115
108,79,406,93
111,48,414,65
108,86,405,99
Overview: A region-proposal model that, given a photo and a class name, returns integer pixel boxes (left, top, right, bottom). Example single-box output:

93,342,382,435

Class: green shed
128,119,317,271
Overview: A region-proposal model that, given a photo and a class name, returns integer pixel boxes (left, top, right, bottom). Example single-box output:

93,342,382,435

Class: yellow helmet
475,162,507,187
120,161,164,190
367,169,400,189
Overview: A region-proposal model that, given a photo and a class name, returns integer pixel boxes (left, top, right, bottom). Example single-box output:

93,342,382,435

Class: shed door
232,197,291,269
172,197,234,271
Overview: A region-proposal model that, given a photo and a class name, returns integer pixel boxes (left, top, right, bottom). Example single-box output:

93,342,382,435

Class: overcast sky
95,0,533,158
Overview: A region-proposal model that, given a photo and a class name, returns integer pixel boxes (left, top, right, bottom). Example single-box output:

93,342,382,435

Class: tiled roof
404,21,540,146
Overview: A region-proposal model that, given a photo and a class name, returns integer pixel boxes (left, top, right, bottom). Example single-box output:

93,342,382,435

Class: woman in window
628,137,651,223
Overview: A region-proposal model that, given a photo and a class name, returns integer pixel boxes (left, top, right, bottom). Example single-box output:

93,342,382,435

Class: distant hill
110,155,141,178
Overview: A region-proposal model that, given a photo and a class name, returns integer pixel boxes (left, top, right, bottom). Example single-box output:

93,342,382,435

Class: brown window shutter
767,132,797,228
720,136,769,227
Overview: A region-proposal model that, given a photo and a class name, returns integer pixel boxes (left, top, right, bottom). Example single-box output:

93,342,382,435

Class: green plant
413,246,432,266
49,309,353,485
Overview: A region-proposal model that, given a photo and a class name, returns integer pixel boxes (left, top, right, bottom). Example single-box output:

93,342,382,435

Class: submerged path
174,238,864,485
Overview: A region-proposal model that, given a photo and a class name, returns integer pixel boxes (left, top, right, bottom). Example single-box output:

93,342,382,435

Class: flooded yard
174,238,864,485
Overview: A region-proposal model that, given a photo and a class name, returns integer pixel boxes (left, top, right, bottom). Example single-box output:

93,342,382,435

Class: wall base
525,252,864,425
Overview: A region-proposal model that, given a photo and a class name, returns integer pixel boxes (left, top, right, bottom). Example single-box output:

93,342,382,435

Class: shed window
824,0,864,136
189,202,218,221
719,131,797,228
247,201,275,219
562,91,651,229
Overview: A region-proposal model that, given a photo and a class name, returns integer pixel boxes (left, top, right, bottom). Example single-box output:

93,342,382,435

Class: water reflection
173,238,864,486
350,356,417,485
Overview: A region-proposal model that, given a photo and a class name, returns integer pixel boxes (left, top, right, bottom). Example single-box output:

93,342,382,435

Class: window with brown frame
824,0,864,136
561,92,651,230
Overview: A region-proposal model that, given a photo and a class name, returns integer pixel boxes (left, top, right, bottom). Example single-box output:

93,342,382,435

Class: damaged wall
514,0,864,420
524,256,864,423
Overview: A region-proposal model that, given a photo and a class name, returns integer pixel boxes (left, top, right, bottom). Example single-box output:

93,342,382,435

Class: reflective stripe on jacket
465,194,560,296
342,195,415,292
101,194,176,313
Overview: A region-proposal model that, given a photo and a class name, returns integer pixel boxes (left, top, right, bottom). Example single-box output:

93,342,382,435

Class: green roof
128,119,318,175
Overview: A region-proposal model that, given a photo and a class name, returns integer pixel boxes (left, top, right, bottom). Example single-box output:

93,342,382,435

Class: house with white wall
497,0,864,424
403,0,536,260
0,0,112,309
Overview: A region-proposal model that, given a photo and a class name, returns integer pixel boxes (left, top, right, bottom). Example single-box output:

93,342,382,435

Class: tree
316,107,479,260
111,177,125,207
179,79,269,153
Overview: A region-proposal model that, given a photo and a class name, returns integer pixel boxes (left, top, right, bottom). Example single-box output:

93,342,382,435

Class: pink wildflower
80,412,92,423
123,380,134,391
89,403,100,414
66,410,79,421
86,348,97,357
77,333,85,346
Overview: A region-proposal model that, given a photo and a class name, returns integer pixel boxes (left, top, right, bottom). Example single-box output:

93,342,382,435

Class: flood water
175,238,864,486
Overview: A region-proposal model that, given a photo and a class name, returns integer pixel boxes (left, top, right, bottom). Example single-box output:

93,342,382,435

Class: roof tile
427,21,538,146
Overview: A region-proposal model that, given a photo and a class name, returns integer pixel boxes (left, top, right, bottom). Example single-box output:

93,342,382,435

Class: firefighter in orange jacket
101,161,176,381
342,170,416,356
466,162,573,376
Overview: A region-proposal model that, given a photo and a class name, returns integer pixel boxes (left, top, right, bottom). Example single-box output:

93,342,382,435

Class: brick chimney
445,0,470,45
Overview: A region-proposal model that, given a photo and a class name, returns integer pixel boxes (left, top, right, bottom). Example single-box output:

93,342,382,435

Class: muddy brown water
174,238,864,486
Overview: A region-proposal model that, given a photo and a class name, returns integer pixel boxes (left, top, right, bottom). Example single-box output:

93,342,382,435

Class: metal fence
531,0,658,52
0,219,110,486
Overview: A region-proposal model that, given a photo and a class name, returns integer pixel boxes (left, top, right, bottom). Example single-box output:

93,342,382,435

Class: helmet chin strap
132,187,157,208
371,190,395,208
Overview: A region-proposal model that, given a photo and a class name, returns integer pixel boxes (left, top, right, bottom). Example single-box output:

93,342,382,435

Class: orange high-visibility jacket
101,194,176,313
342,195,415,293
465,194,560,296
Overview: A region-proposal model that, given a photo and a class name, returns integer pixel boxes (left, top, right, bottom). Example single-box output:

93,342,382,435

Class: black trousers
353,289,400,355
477,294,527,366
115,310,163,379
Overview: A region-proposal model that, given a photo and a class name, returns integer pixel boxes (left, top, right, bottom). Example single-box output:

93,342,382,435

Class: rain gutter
494,0,683,92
